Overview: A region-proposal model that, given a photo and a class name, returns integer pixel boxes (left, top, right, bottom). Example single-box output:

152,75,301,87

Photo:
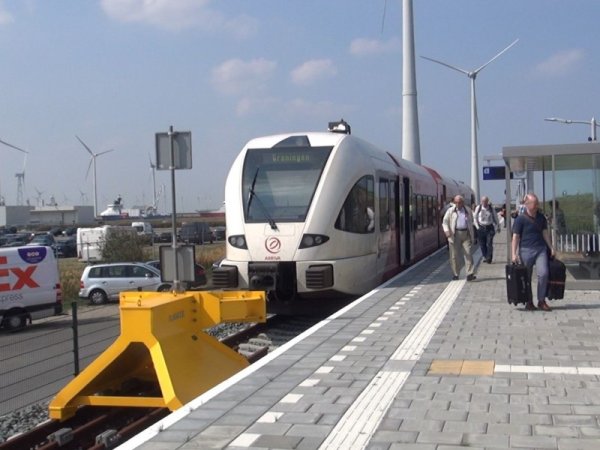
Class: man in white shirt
442,195,476,281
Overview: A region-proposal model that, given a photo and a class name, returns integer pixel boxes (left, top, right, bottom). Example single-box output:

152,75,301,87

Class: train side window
379,179,389,231
335,175,375,234
425,196,431,227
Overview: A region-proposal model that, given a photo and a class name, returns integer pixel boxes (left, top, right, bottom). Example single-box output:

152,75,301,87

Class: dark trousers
477,225,496,262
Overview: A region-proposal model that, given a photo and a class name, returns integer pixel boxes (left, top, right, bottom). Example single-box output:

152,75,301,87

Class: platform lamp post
544,116,599,142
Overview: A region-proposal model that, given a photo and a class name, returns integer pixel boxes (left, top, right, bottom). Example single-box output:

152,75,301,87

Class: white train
213,120,474,314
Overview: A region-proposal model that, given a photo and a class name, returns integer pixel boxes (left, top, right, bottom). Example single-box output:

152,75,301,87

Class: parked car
157,231,173,243
79,262,172,305
1,233,31,247
62,227,77,236
179,222,214,244
27,233,56,249
146,260,207,288
211,226,226,241
49,227,64,236
55,236,77,258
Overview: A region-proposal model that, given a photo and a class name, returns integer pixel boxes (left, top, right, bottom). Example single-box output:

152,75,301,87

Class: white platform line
319,277,464,450
495,365,600,375
391,279,464,361
319,371,409,450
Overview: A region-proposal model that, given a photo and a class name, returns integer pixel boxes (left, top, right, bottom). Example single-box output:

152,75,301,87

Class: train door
376,175,398,276
402,177,413,263
394,177,402,266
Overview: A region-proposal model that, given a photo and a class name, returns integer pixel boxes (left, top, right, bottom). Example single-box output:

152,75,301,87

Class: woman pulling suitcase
510,193,556,311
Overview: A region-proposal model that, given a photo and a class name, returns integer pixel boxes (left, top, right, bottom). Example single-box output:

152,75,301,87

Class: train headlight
299,234,329,249
228,235,248,249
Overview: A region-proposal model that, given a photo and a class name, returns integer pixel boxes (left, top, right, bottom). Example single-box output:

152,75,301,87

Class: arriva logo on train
265,237,281,254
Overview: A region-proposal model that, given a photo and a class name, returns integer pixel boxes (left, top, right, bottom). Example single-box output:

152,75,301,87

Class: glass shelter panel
503,143,600,282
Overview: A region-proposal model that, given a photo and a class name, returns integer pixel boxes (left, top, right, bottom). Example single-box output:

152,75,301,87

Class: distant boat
100,195,125,218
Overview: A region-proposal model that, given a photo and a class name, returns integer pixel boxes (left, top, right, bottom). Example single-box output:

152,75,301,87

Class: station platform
120,231,600,450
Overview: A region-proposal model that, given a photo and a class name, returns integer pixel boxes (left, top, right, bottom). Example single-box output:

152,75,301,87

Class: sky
0,0,599,214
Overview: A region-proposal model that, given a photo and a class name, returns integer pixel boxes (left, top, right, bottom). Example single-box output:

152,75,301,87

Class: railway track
0,314,325,449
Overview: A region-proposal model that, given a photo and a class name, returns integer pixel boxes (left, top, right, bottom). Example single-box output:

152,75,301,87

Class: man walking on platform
442,195,476,281
511,193,555,311
474,195,500,263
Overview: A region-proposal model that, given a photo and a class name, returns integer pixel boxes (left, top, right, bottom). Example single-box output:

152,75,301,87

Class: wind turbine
76,135,114,217
78,188,87,205
149,154,157,213
0,138,28,206
15,154,27,206
34,187,44,206
421,39,519,200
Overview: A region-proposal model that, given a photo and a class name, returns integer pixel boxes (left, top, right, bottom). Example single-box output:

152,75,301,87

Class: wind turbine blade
0,138,28,153
473,38,519,74
420,55,470,76
85,158,94,180
75,135,94,156
149,153,155,168
97,149,114,157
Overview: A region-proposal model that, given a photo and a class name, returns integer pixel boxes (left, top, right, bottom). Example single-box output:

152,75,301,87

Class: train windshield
243,146,332,223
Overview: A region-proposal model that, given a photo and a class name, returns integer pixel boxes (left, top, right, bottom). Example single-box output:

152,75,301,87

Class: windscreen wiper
247,168,278,230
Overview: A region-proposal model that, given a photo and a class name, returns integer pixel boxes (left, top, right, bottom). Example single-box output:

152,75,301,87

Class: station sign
483,166,513,180
155,131,192,170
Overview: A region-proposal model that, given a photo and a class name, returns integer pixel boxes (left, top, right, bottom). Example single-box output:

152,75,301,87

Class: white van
131,221,153,236
0,246,62,331
77,225,137,262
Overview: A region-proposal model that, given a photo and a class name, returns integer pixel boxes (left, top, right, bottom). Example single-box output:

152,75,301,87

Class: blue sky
0,0,598,213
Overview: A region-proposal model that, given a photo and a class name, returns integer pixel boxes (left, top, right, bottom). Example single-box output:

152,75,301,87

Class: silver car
79,262,172,304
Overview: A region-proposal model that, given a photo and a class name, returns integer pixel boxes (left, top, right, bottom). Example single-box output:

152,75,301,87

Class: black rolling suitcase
505,263,531,305
547,258,566,300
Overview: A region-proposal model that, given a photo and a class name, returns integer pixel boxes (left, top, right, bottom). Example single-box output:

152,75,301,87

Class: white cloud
0,1,14,25
212,58,277,96
533,49,585,77
290,59,337,86
100,0,257,35
349,37,401,56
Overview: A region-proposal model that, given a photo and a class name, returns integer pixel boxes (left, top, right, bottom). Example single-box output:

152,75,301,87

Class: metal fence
0,303,120,416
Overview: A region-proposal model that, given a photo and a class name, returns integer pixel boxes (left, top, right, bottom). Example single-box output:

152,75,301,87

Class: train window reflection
335,175,375,234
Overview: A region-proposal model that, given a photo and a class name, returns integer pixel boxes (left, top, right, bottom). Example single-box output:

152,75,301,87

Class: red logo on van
265,237,281,254
0,256,40,292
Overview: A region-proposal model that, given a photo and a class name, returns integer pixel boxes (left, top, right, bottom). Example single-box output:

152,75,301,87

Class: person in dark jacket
511,193,555,311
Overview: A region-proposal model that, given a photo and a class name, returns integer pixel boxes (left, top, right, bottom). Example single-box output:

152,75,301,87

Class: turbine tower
402,0,421,164
76,135,114,217
421,39,518,200
15,154,27,206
